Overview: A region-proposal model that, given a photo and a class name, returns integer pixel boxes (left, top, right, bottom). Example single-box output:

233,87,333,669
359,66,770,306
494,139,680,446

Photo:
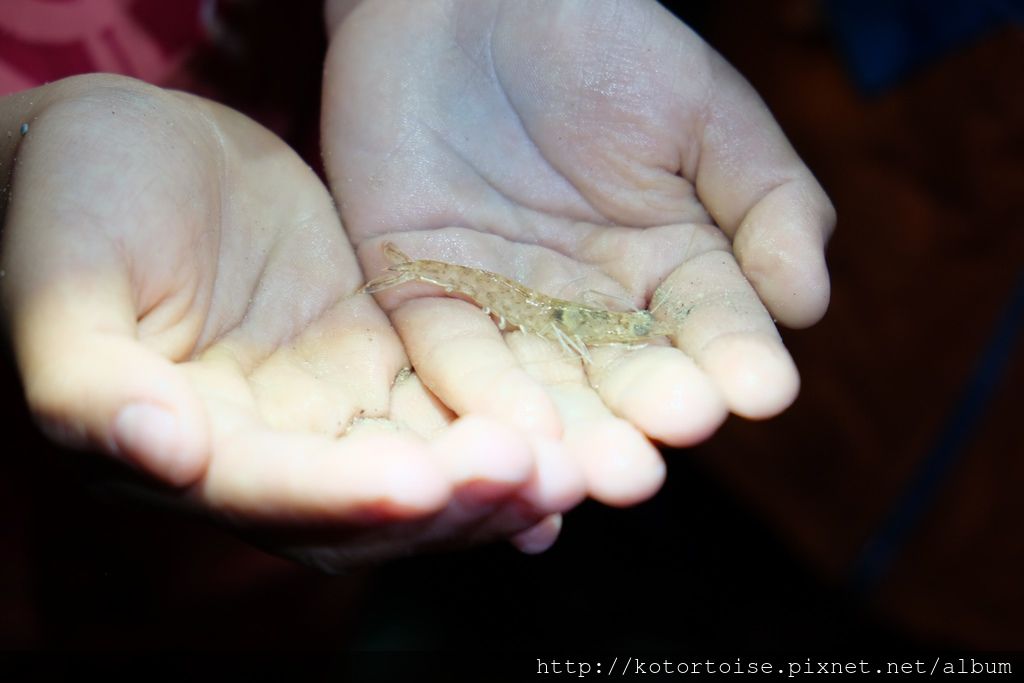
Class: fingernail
511,514,563,555
112,403,183,478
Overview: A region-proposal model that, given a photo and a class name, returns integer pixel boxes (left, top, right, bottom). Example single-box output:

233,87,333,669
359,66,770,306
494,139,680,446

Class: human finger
652,250,800,419
198,419,451,523
586,345,727,447
505,332,666,507
694,51,836,327
511,514,563,554
2,222,209,487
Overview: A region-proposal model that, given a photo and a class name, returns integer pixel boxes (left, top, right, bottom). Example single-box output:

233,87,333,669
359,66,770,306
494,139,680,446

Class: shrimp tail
359,270,416,294
381,241,412,265
358,241,415,294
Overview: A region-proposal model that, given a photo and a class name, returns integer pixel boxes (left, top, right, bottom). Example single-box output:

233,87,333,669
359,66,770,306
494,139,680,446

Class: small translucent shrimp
360,242,675,362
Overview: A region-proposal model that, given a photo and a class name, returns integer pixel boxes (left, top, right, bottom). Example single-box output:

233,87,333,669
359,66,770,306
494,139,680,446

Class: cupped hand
0,74,580,568
321,0,835,505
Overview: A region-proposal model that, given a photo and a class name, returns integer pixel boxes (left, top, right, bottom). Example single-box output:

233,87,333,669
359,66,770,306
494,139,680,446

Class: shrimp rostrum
360,242,675,362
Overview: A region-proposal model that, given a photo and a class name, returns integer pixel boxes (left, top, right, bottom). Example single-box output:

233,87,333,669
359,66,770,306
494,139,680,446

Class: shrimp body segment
361,242,674,360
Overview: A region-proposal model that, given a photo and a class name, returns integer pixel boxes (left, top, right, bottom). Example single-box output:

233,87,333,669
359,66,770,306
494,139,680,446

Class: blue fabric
849,272,1024,593
826,0,1024,92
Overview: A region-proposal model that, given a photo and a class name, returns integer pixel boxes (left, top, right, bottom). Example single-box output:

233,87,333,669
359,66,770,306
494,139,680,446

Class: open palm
322,0,835,505
1,75,577,568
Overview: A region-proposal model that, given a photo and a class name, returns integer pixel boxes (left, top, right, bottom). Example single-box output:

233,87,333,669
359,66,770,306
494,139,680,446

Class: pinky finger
199,425,452,524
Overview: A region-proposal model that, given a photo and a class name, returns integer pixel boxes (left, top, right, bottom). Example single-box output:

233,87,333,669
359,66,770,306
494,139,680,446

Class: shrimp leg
550,323,593,365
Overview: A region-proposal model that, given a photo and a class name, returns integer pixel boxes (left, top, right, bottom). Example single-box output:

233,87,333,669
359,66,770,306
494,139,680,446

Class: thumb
3,254,209,488
0,81,212,487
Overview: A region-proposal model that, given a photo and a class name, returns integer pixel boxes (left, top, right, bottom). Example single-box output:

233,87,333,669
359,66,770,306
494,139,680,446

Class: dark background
2,0,1021,659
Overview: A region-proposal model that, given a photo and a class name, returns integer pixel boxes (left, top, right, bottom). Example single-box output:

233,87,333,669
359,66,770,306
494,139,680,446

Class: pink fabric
0,0,207,96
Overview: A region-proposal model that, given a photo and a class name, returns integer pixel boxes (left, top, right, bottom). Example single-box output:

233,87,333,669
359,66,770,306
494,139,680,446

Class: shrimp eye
633,322,650,337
